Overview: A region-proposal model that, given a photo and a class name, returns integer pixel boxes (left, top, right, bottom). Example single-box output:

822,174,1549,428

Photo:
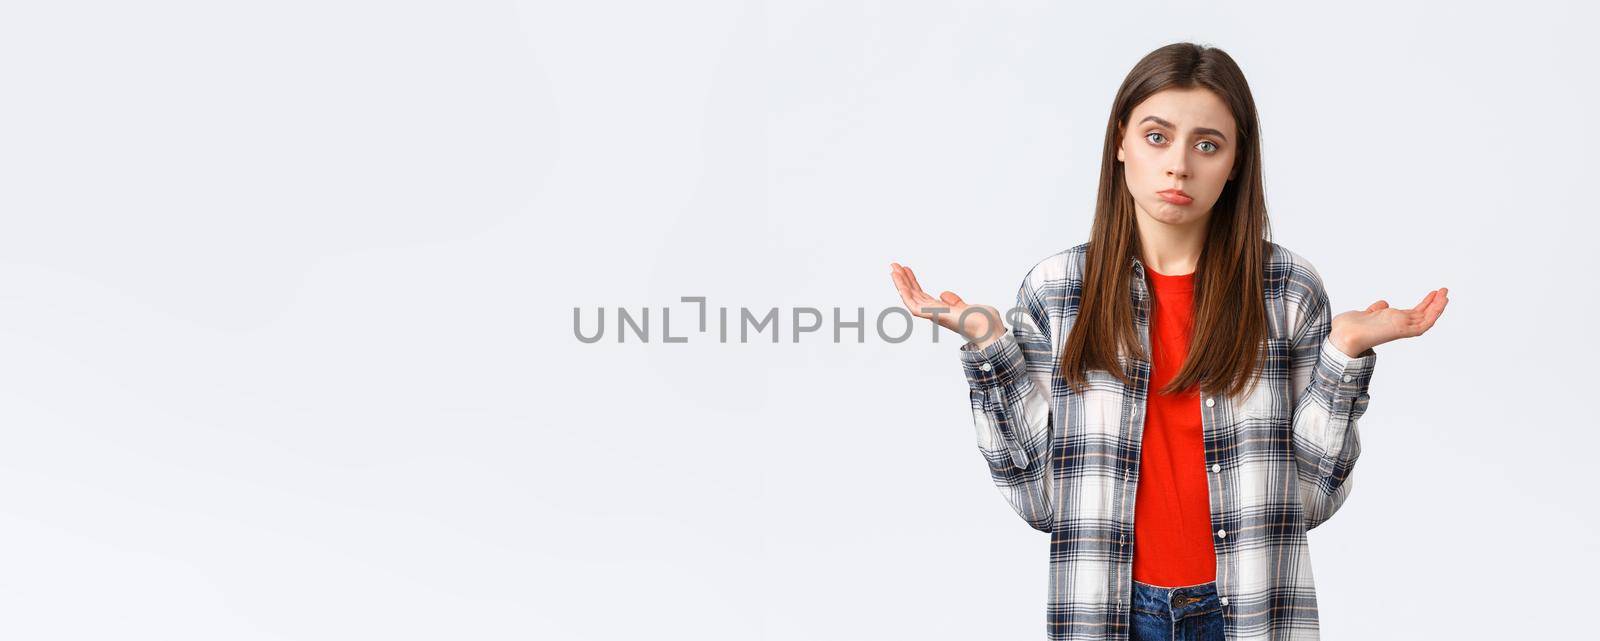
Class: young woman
888,42,1447,641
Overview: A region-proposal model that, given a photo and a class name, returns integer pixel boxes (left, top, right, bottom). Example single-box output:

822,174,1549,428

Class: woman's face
1116,86,1239,228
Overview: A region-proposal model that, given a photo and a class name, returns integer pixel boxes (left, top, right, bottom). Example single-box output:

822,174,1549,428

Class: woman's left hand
1329,287,1449,357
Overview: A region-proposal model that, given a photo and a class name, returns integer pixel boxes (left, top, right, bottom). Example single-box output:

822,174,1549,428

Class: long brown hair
1060,42,1271,400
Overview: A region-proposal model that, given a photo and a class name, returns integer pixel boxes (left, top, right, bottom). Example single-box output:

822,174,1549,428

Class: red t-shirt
1130,264,1217,587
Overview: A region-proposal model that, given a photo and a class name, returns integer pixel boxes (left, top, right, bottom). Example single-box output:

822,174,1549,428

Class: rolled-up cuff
959,331,1027,392
1308,335,1376,410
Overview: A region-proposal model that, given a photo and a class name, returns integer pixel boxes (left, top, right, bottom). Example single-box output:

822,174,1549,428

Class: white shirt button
1205,397,1215,407
979,362,992,372
1216,529,1227,539
1211,464,1221,473
1342,374,1352,382
1221,597,1230,606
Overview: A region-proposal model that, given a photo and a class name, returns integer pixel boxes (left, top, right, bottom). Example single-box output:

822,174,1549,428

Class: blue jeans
1130,579,1225,641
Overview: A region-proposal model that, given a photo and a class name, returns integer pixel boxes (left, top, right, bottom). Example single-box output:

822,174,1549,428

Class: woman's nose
1164,147,1189,178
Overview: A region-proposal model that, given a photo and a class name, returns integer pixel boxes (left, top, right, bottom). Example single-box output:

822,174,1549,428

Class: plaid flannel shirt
959,241,1376,641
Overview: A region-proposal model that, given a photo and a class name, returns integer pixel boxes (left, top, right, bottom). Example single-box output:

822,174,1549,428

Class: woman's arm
1287,257,1449,531
1287,269,1376,530
958,270,1057,533
890,262,1058,531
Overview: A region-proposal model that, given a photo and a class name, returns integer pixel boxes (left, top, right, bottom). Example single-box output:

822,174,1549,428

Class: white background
1,1,1593,639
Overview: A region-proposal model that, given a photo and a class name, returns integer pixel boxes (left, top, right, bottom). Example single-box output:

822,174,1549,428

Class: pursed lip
1157,188,1193,205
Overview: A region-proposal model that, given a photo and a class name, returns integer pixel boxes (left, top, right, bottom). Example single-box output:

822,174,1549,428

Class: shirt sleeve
956,267,1058,532
1287,260,1377,530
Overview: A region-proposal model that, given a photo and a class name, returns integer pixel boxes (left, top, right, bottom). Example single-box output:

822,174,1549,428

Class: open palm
889,262,1004,347
1332,287,1449,354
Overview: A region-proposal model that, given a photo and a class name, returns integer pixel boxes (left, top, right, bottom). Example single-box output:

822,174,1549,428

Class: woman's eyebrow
1138,115,1229,143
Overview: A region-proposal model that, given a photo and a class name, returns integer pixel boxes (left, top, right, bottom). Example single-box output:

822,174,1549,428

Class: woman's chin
1146,202,1203,224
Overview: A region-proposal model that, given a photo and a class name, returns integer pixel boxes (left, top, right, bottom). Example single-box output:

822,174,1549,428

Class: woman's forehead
1130,88,1235,134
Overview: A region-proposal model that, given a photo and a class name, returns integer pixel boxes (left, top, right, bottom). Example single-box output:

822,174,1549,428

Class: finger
892,263,910,283
940,290,963,305
890,270,921,313
1409,289,1448,333
889,276,915,308
1424,288,1447,316
891,263,911,291
894,268,942,313
1408,290,1433,311
1410,289,1436,312
1424,289,1449,326
894,264,924,299
1366,300,1388,312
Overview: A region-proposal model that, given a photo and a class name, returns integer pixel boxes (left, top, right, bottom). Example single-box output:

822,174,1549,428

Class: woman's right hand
889,262,1006,349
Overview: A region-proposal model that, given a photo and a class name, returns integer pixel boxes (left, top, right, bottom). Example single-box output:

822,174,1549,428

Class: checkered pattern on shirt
959,241,1376,641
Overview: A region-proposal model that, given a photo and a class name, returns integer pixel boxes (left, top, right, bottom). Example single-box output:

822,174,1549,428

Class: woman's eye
1145,132,1166,145
1196,140,1218,153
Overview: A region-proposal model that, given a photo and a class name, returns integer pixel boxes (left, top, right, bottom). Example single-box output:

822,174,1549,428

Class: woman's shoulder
1263,241,1335,341
1266,239,1308,271
1264,240,1330,298
1020,242,1090,287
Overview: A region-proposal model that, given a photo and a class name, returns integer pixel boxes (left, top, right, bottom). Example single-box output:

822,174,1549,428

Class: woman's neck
1135,225,1206,276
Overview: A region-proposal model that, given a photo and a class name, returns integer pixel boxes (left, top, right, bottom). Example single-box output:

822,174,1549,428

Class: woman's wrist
971,327,1006,351
1328,329,1369,358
